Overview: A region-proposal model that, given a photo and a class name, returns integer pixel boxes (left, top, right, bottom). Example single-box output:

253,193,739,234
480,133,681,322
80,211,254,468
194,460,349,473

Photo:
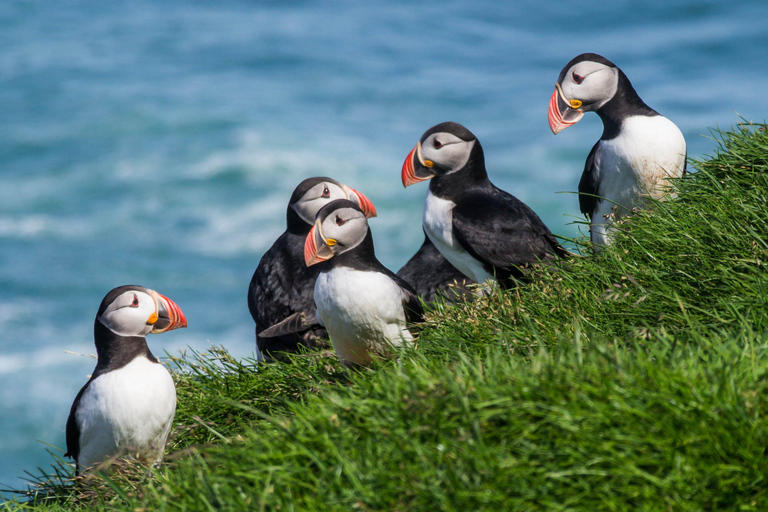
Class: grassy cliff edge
7,122,768,511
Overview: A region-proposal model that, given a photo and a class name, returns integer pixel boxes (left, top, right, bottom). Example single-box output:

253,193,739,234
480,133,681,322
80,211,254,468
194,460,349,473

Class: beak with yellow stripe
304,199,372,267
548,83,585,134
149,290,188,333
548,53,621,135
402,122,479,188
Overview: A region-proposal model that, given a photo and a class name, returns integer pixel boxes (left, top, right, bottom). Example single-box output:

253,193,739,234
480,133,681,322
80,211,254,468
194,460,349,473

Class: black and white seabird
396,232,474,303
402,121,568,289
65,285,187,474
304,199,423,367
247,177,376,359
548,53,687,249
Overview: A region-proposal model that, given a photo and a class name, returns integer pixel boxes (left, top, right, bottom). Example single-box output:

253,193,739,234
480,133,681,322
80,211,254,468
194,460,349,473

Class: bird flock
64,53,686,474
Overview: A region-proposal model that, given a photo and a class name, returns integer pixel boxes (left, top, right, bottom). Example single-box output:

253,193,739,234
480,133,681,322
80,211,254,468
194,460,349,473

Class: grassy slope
7,123,768,511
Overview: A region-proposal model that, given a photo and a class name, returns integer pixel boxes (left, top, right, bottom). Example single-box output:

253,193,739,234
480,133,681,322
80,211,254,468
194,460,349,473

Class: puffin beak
401,142,436,188
342,185,377,218
548,84,585,134
305,221,335,266
150,291,188,333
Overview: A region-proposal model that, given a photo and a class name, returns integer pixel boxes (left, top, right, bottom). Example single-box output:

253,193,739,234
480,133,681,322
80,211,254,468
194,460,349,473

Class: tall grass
6,122,768,511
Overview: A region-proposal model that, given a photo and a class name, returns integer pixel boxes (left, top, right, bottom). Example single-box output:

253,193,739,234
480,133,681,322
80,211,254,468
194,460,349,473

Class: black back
397,233,474,303
247,178,342,358
426,128,568,288
248,230,327,356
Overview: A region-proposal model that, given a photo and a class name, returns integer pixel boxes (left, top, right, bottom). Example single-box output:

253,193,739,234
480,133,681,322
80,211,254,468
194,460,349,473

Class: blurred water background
1,0,766,493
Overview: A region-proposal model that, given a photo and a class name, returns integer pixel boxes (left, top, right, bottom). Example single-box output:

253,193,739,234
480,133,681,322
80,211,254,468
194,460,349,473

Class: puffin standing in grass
548,53,687,249
402,121,568,289
304,199,423,367
65,285,187,475
248,177,376,359
396,233,474,303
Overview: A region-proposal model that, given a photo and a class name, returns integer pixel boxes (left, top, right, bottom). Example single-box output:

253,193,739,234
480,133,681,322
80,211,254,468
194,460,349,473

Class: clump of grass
7,122,768,511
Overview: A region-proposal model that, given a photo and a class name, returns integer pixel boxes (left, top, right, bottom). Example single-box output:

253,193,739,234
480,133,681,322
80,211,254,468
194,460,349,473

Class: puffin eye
433,138,443,149
335,215,345,226
129,294,139,308
572,72,584,84
322,186,330,198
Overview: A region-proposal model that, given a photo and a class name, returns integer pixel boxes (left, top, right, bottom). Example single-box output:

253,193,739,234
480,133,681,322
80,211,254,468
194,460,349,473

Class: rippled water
1,0,766,492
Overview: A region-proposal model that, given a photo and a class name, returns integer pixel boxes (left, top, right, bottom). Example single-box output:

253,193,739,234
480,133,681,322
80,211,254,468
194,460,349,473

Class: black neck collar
596,69,658,140
323,229,382,272
286,206,312,235
92,319,157,377
428,142,491,199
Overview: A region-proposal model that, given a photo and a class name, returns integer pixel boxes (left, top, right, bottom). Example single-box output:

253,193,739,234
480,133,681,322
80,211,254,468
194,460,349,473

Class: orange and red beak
548,84,585,134
343,185,377,218
401,142,437,188
304,221,336,267
150,291,188,333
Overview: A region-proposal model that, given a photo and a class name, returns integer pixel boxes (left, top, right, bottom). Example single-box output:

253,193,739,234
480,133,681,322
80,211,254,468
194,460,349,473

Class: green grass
5,122,768,511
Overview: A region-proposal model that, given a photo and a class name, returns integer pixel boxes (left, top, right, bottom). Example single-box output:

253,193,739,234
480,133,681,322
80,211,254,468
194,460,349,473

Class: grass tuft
7,122,768,511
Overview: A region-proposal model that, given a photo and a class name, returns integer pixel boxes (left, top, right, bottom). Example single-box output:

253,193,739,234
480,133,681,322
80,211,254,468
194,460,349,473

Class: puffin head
401,122,478,187
548,53,619,134
289,177,376,227
96,285,187,338
304,199,370,266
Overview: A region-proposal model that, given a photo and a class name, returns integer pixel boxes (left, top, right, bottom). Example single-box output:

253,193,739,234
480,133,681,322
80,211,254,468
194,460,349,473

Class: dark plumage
248,177,376,359
396,233,474,303
402,121,568,289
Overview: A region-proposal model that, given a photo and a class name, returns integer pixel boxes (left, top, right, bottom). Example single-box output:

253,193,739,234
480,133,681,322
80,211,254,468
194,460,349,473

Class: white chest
314,267,412,366
75,356,177,470
422,189,494,284
594,115,686,213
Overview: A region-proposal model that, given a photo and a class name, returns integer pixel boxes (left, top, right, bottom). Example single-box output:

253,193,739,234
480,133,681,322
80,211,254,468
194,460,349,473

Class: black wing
248,232,327,355
258,311,311,338
371,259,424,325
65,381,92,474
397,234,474,303
451,187,564,284
578,141,601,218
395,274,424,325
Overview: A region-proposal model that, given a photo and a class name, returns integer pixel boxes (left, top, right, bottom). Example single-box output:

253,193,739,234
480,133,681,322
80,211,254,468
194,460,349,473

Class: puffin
396,232,475,303
304,199,423,367
548,52,687,249
247,177,376,359
401,121,568,289
65,285,187,475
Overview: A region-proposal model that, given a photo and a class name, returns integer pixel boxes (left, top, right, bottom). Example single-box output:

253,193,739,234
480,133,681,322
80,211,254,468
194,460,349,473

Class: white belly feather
75,356,177,470
590,115,686,246
423,189,494,284
314,267,413,366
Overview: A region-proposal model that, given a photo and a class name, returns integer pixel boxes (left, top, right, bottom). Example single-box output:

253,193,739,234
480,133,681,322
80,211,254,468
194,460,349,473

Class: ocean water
1,0,766,493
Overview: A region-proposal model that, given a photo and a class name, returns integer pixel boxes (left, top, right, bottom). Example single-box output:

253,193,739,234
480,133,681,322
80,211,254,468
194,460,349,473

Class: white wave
0,215,95,240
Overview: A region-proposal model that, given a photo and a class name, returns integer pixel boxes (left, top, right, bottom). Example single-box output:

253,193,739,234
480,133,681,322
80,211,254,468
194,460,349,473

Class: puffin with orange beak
549,53,686,250
304,199,422,367
402,121,568,289
248,177,376,360
65,285,187,474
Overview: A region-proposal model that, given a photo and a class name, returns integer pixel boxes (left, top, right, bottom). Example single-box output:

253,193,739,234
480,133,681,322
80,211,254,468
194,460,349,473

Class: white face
319,206,369,255
560,60,618,111
420,132,475,175
291,181,349,225
98,290,158,337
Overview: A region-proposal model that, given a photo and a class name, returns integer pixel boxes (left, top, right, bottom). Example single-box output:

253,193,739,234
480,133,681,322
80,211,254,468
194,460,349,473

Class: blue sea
1,0,766,493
